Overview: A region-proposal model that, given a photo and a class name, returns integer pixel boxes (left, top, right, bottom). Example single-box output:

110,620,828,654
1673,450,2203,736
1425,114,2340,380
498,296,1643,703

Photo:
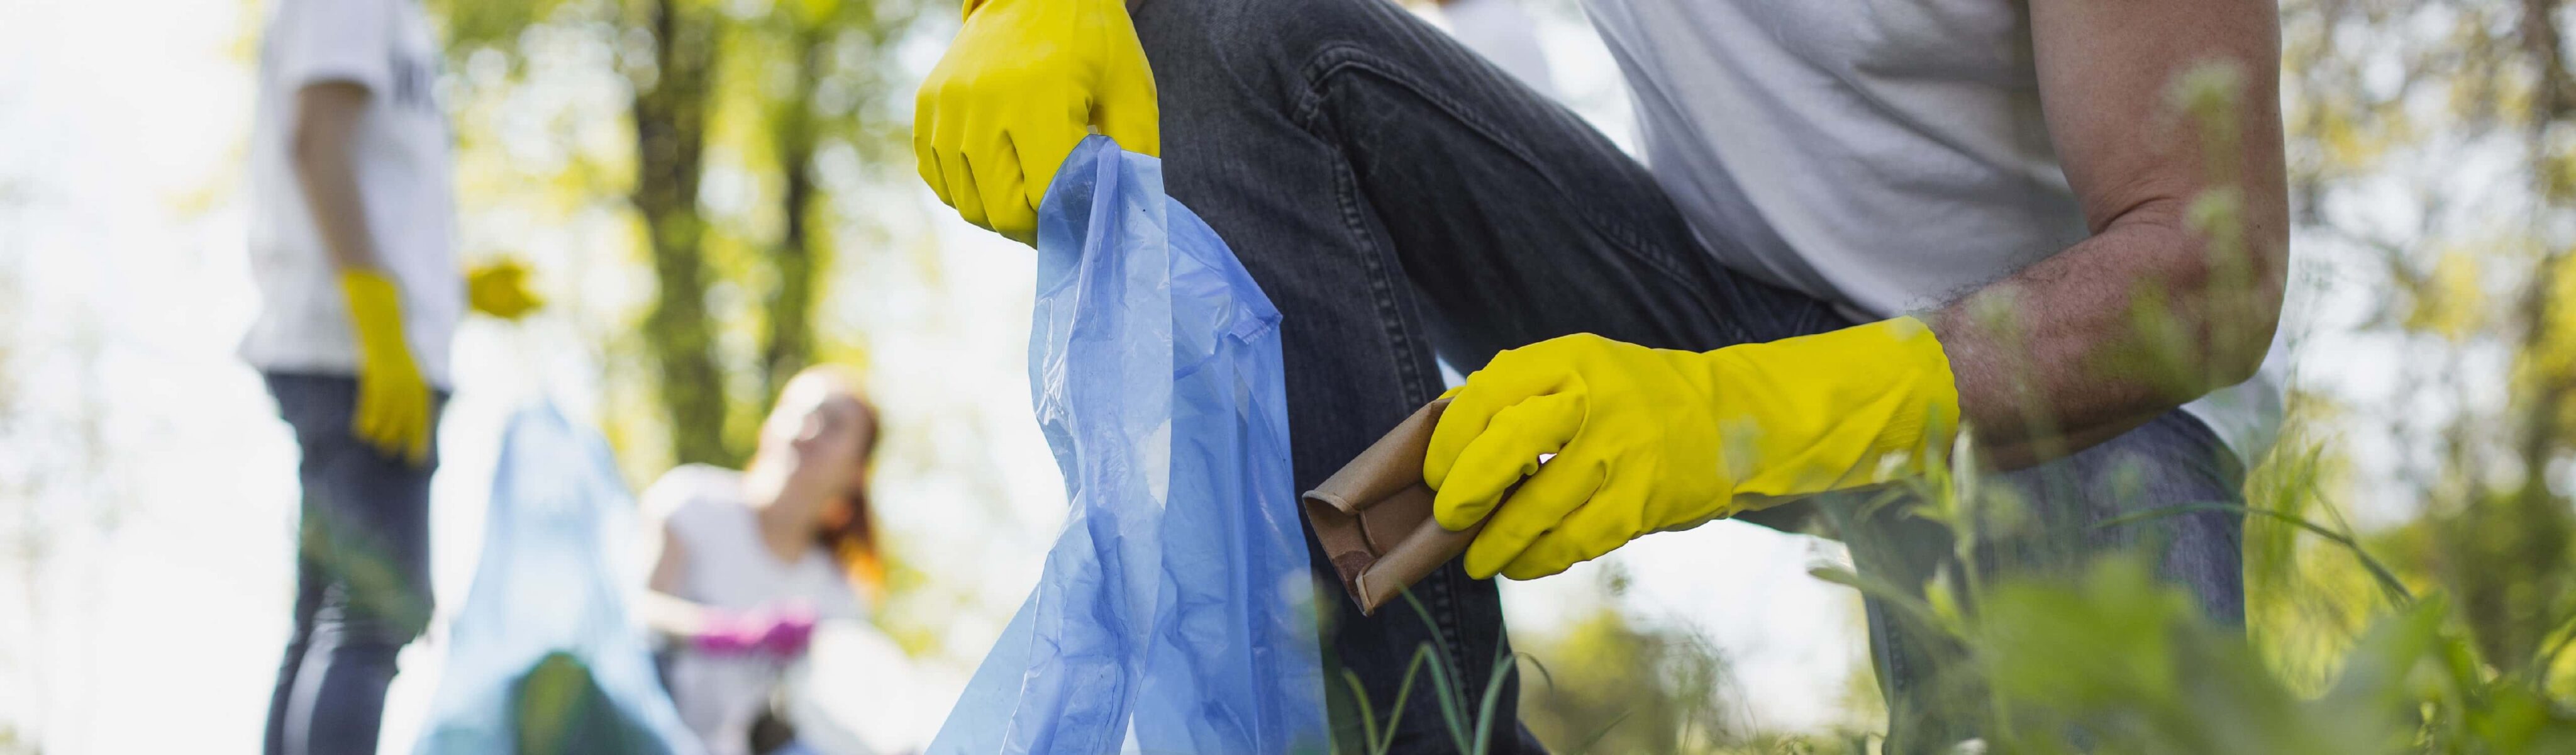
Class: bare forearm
1931,203,2284,469
290,82,383,274
639,590,716,638
1931,0,2289,470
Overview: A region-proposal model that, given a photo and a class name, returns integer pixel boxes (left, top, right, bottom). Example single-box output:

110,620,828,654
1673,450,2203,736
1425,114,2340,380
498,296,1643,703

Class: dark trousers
262,372,443,755
1128,0,2246,750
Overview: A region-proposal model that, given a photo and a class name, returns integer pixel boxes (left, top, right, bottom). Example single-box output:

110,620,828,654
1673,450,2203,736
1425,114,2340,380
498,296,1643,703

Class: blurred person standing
243,1,537,752
640,366,887,755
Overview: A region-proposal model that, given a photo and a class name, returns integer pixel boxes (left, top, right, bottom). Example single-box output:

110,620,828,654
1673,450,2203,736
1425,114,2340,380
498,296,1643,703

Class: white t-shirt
645,465,868,755
1582,0,2280,462
242,0,461,387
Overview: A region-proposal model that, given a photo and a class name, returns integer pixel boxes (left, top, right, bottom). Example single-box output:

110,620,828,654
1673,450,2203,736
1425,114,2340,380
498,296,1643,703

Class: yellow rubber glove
340,270,434,466
465,258,544,320
913,0,1160,245
1424,317,1961,580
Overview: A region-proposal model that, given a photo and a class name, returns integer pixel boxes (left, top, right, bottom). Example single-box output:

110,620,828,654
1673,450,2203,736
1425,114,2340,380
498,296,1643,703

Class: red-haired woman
640,366,887,755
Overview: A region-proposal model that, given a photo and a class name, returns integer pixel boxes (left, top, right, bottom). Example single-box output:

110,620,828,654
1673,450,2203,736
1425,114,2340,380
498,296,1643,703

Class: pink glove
692,603,818,658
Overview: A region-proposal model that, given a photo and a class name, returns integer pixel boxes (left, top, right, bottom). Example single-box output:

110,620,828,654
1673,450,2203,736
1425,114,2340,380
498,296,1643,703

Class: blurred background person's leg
262,373,439,755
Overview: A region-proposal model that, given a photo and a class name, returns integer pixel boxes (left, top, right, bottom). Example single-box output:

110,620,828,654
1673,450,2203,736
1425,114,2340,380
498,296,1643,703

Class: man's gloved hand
913,0,1160,245
340,270,435,466
465,258,543,320
1424,318,1961,580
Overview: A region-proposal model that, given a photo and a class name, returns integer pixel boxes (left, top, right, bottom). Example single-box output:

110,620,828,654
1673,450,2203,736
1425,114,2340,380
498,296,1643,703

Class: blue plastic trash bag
931,136,1329,754
415,404,704,755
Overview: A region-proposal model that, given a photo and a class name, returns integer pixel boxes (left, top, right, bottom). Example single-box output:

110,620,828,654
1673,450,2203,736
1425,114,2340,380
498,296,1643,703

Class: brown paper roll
1302,399,1491,615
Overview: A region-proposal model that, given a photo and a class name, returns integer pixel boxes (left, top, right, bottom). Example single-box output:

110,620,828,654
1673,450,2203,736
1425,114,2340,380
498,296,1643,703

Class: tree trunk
630,0,733,466
761,24,826,405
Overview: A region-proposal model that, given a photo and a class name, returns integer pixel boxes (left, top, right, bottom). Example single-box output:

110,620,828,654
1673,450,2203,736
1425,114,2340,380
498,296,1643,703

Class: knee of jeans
330,585,433,644
1141,0,1359,109
310,612,428,658
382,591,434,642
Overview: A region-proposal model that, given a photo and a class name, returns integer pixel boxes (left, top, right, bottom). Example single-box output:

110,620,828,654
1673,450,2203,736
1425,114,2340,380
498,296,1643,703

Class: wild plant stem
2096,501,2414,607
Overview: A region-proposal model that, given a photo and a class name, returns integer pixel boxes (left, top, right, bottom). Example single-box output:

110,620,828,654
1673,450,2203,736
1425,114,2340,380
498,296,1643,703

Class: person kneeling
640,367,888,755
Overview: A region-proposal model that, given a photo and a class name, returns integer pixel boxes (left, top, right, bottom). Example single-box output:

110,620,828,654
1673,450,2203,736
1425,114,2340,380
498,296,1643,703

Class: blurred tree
629,0,730,466
759,3,826,403
428,0,924,467
746,0,923,403
2273,0,2576,692
0,171,125,755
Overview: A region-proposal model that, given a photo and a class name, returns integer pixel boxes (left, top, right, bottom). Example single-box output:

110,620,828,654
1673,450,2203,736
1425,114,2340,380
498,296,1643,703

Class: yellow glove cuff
339,269,435,465
339,270,411,359
1704,315,1960,507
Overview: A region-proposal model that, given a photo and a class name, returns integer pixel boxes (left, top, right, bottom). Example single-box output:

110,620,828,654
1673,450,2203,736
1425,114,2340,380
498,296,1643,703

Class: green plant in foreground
1330,432,2576,753
1513,603,1745,754
1804,432,2576,755
1338,590,1523,755
1354,574,1860,754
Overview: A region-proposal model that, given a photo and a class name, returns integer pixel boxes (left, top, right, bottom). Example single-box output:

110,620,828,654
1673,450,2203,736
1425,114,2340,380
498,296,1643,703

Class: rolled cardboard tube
1353,513,1485,615
1302,399,1500,616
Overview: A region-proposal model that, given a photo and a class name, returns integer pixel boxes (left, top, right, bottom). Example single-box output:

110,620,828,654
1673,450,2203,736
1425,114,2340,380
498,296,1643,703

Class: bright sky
0,0,2412,752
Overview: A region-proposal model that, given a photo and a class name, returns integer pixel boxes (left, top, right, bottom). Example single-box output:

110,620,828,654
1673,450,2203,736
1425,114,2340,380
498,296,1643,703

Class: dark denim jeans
262,372,443,755
1131,0,2246,751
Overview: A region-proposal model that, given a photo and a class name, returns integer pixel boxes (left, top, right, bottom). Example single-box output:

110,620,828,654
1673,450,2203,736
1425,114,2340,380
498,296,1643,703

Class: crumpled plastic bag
414,403,704,755
930,135,1329,754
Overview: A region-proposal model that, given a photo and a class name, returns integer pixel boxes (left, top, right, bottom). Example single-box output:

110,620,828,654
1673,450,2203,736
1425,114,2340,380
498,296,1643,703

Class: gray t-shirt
1582,0,2279,462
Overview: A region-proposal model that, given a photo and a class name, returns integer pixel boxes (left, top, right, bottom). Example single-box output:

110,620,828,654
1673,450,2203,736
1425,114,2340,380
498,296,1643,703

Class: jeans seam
1292,43,1706,288
1302,65,1475,697
1433,563,1468,701
1326,157,1433,403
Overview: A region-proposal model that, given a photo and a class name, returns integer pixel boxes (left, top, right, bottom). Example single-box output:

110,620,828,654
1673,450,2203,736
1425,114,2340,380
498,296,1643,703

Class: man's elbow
2126,206,2285,396
2203,225,2288,391
2206,307,2275,390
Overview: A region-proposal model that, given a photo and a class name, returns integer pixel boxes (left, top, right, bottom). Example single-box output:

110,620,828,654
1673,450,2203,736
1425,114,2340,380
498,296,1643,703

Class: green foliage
1515,608,1741,754
1784,466,2576,754
1337,584,1753,755
1976,559,2393,754
431,0,928,468
1959,559,2576,755
513,652,663,755
428,0,575,55
1487,415,2576,754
